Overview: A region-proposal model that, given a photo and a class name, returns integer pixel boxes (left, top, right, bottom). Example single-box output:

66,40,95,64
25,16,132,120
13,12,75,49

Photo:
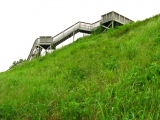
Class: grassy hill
1,14,160,119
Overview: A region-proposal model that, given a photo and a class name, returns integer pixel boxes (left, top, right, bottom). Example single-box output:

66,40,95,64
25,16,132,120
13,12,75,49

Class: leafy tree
10,59,25,69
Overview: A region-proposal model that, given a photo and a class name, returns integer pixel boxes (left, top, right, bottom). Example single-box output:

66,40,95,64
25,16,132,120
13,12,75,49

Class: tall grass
0,14,160,119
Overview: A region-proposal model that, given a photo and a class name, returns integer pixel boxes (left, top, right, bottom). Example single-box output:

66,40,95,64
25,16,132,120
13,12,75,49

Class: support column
73,32,75,42
49,45,52,53
36,46,40,58
37,46,42,57
112,20,114,28
40,47,42,56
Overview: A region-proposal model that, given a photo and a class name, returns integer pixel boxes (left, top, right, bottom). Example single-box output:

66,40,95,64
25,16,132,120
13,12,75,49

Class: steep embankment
0,15,160,119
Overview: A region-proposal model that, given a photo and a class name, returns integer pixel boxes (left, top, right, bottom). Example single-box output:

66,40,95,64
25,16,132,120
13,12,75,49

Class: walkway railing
27,21,100,60
91,20,101,29
25,11,134,61
51,21,100,46
101,11,133,24
27,38,39,60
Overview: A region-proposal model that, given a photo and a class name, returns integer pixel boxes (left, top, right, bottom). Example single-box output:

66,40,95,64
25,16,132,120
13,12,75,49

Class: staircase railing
52,21,101,45
27,20,101,60
27,38,39,60
91,20,101,29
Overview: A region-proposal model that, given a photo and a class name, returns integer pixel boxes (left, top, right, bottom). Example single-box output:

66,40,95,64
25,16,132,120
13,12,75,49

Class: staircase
52,21,100,47
27,21,100,60
27,11,134,61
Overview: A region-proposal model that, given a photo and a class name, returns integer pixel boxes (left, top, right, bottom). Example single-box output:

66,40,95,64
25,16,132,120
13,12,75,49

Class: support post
112,20,114,28
73,32,75,42
37,46,41,57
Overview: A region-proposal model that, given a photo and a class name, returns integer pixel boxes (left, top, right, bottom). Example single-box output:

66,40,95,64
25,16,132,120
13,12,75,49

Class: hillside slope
1,15,160,119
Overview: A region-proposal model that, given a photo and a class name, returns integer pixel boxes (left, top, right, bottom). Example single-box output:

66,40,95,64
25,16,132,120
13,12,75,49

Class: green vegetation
10,59,26,69
1,14,160,119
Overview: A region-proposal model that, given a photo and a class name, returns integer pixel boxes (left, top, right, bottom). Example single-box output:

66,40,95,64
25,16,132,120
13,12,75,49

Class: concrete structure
27,11,133,61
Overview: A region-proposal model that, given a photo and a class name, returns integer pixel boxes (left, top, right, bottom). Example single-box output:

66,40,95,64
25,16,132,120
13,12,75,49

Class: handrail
27,38,39,60
27,11,134,61
101,11,133,24
28,20,101,60
52,21,93,38
52,23,79,43
52,21,95,45
52,21,80,38
91,20,101,25
91,20,101,29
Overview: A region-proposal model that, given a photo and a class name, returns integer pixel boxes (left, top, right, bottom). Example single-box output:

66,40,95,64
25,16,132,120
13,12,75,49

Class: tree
10,59,26,69
19,59,23,63
13,61,17,65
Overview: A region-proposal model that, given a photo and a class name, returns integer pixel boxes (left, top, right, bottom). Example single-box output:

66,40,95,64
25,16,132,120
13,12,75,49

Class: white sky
0,0,159,72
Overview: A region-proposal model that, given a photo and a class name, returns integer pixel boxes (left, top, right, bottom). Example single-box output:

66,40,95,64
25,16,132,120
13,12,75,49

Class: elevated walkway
101,11,134,29
51,21,100,47
27,21,100,60
27,11,133,61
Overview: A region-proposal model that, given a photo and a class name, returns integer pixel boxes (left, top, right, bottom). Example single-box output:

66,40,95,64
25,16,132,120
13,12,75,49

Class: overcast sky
0,0,159,72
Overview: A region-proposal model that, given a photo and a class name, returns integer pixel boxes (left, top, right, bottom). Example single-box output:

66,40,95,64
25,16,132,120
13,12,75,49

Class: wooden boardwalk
27,11,133,61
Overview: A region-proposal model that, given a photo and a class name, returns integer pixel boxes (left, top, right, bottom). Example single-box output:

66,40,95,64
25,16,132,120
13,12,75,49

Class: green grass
1,14,160,119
